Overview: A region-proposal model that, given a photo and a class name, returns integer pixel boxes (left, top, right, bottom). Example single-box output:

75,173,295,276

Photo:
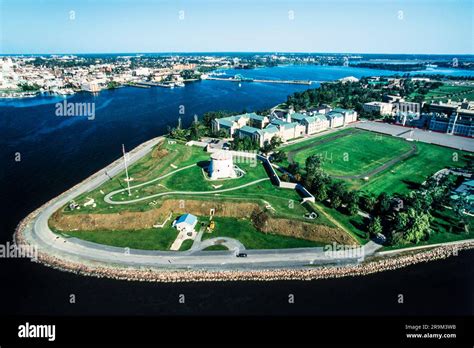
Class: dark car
236,253,247,258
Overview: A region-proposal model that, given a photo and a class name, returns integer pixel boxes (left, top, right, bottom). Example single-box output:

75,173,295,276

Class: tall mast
122,144,131,196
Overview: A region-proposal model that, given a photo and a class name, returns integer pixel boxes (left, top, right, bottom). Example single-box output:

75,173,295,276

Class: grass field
354,142,469,195
201,217,327,249
409,85,474,103
290,130,413,177
61,227,179,251
281,128,469,196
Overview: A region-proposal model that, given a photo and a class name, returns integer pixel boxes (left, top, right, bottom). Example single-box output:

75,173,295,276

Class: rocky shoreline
12,134,474,283
14,213,474,282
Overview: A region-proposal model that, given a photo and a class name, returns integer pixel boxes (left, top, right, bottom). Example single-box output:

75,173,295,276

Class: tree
368,216,383,237
344,191,360,216
305,154,323,178
393,211,409,232
287,162,300,175
310,175,330,201
403,208,432,243
328,182,345,209
271,151,287,163
270,136,282,149
360,194,376,213
452,195,470,234
374,192,392,215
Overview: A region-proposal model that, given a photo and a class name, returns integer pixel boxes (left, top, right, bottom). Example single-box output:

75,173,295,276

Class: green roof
218,119,234,127
289,112,307,121
238,125,260,135
260,124,279,134
247,112,266,121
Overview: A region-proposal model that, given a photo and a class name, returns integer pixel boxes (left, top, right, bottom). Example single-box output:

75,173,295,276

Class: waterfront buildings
212,108,358,146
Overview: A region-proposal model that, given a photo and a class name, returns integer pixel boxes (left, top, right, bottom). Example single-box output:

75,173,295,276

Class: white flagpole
122,144,131,196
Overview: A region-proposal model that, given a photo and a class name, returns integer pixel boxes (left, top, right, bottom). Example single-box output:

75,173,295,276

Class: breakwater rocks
14,220,474,282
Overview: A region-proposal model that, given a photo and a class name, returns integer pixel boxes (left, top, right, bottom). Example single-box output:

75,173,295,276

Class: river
0,64,473,315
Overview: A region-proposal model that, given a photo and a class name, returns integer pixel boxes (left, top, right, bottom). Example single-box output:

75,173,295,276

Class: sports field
290,129,414,177
283,128,470,195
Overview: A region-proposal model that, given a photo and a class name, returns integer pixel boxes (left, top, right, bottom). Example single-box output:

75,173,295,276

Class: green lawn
410,85,474,103
201,217,327,249
60,227,179,251
355,142,469,195
203,245,229,251
179,239,194,251
291,130,413,177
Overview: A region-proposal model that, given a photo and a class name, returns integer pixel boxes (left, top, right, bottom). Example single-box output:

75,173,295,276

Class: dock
206,76,312,85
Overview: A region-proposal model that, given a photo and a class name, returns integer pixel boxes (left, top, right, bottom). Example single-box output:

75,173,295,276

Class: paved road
21,136,383,271
356,121,474,153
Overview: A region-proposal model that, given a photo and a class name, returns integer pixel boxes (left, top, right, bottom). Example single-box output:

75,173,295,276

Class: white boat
175,82,185,87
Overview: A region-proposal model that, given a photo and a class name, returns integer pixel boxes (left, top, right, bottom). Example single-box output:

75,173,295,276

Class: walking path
105,178,270,204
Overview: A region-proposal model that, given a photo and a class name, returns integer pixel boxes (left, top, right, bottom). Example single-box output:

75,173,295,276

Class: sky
0,0,473,54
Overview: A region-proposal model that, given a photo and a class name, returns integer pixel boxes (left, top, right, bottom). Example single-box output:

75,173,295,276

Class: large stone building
211,107,358,146
363,101,394,116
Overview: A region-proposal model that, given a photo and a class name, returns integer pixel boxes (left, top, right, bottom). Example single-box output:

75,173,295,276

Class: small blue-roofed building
173,213,198,233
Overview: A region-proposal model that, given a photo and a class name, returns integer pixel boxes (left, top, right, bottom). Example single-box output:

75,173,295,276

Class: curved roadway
21,136,383,271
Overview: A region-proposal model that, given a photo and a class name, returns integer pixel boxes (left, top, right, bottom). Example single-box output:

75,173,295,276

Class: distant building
425,100,474,137
363,101,393,116
173,214,198,233
81,81,100,93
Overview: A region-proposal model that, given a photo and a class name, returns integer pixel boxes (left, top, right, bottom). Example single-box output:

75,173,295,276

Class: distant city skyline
1,0,473,55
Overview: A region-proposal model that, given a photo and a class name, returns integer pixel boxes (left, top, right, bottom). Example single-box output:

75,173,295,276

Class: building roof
238,125,260,135
289,112,307,121
247,112,267,122
217,119,234,127
326,111,344,119
259,124,280,135
176,213,198,226
271,119,298,129
312,113,328,122
332,108,352,114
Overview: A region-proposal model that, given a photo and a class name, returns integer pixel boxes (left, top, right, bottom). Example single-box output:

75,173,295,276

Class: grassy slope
201,217,327,249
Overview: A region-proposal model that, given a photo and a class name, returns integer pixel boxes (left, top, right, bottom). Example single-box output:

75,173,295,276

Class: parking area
356,121,474,152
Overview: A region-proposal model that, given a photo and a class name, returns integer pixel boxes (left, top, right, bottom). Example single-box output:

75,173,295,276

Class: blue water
1,64,473,316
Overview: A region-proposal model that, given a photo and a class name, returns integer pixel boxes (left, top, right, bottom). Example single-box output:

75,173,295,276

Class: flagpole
122,144,131,196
